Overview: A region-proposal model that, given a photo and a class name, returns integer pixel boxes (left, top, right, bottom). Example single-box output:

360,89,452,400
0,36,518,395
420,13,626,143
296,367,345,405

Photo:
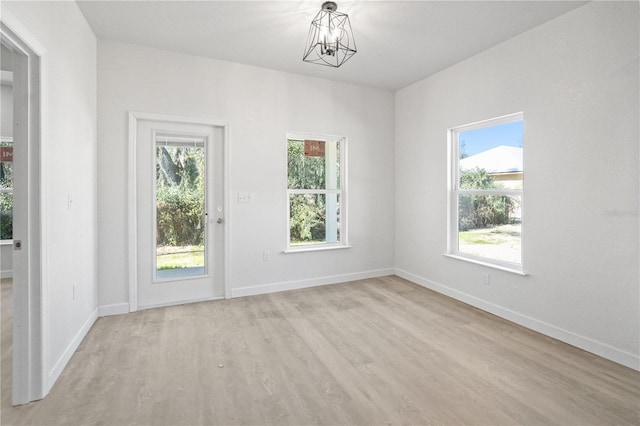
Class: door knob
217,218,223,224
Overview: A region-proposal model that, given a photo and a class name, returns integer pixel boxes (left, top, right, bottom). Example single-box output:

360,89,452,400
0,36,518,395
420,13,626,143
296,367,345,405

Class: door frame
128,112,230,312
1,9,46,404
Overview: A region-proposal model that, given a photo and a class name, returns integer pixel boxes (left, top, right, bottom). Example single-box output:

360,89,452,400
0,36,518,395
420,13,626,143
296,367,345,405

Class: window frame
446,113,525,274
0,136,13,244
285,132,348,253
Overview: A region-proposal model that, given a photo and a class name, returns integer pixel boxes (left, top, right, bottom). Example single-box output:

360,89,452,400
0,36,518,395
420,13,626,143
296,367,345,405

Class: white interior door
2,20,44,404
135,118,225,309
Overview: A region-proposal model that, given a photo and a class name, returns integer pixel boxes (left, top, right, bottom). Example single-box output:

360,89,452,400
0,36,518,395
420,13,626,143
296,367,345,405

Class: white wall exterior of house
395,1,639,369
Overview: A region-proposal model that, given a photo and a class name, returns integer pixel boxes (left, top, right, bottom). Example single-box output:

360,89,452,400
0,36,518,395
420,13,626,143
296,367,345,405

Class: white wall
3,1,98,387
1,83,13,278
97,40,395,308
395,1,639,369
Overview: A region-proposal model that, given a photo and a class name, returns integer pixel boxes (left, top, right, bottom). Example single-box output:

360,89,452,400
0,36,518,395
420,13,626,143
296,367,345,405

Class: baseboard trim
231,268,395,298
98,303,130,317
1,270,13,279
395,268,640,371
137,296,225,311
47,307,98,392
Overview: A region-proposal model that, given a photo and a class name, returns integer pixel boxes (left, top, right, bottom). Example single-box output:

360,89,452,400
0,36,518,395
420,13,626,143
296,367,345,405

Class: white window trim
446,112,525,274
283,245,352,254
285,132,348,252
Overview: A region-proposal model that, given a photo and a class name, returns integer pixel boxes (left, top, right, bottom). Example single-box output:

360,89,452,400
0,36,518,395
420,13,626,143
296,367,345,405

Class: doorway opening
1,19,44,406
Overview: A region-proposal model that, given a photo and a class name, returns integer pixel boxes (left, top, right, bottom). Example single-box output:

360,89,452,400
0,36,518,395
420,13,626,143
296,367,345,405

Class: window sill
284,245,352,254
0,240,12,246
443,253,528,276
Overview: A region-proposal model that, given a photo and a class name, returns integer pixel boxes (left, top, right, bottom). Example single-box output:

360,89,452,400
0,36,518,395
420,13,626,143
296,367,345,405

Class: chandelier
303,2,357,68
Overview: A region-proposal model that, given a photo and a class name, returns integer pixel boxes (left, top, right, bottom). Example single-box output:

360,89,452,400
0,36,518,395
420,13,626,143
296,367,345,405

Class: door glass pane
0,139,13,240
458,194,521,264
0,192,12,240
155,135,206,279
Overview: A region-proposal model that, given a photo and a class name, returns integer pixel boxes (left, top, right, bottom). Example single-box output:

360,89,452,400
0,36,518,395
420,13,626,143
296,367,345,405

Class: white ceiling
77,0,587,90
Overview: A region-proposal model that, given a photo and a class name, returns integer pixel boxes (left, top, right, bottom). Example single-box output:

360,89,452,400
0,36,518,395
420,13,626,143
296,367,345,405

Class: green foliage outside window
287,139,340,245
0,140,13,240
289,193,327,243
0,193,11,240
287,141,327,190
156,146,205,247
459,168,516,231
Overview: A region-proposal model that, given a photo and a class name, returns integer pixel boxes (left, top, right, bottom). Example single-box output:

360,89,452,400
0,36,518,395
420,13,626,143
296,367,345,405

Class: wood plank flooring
1,276,639,425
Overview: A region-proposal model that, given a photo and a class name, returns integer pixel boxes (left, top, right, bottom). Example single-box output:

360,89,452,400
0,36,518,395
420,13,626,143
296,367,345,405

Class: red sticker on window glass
304,140,325,157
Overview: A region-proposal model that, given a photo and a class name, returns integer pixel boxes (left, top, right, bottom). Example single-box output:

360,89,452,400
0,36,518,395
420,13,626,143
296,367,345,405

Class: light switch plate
238,192,254,203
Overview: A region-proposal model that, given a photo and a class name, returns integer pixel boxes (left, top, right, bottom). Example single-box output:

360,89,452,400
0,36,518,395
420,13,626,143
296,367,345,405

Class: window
287,133,347,251
448,113,524,272
0,138,12,242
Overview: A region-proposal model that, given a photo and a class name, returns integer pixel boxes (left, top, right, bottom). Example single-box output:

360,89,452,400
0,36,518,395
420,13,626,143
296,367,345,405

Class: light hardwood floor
1,276,639,425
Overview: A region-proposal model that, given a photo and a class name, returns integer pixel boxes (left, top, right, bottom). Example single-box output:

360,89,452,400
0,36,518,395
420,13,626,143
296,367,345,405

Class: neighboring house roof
460,145,523,174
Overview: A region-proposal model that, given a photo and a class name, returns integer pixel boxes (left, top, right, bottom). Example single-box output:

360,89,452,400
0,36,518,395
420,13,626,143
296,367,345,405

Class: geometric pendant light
303,1,357,67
